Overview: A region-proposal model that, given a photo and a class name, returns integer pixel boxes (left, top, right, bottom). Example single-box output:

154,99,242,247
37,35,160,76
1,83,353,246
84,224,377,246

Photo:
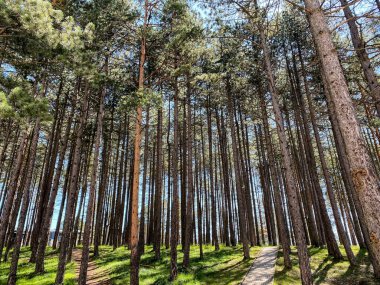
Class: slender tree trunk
255,6,312,282
207,101,219,251
170,75,180,281
78,65,106,285
183,75,195,268
55,82,89,285
0,129,28,261
138,109,150,255
225,74,250,259
258,87,291,267
339,0,380,116
130,2,148,282
154,105,163,260
8,119,40,285
297,44,355,264
35,91,76,273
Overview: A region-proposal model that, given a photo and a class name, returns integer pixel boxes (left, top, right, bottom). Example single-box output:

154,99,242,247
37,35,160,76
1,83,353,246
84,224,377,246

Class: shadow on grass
274,246,379,285
92,245,260,285
313,257,340,285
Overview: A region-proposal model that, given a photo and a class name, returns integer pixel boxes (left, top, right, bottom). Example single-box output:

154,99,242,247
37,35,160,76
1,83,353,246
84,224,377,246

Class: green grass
94,244,262,284
3,244,376,285
274,246,379,285
0,247,76,285
0,245,261,285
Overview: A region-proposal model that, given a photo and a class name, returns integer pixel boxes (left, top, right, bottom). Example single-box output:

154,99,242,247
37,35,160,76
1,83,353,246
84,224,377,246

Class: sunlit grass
95,244,262,284
3,243,375,284
0,247,76,285
274,245,378,284
0,244,260,285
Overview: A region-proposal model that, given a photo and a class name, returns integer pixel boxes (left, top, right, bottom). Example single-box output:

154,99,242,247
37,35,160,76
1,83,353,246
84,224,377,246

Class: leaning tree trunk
304,0,380,277
0,130,28,262
7,119,40,285
297,44,356,264
339,0,380,117
255,5,312,282
35,88,76,273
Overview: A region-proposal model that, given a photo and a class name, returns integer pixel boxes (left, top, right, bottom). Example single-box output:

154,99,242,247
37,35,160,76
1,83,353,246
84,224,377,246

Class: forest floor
274,245,378,284
0,245,378,284
0,245,261,285
72,249,111,285
93,244,261,284
0,247,76,285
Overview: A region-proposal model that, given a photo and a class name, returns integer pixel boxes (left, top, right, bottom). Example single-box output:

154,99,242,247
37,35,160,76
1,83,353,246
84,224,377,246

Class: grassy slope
95,244,261,284
0,247,76,285
274,246,379,285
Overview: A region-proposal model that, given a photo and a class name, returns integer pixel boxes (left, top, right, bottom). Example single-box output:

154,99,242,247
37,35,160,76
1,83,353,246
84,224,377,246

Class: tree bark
304,0,380,276
130,2,148,282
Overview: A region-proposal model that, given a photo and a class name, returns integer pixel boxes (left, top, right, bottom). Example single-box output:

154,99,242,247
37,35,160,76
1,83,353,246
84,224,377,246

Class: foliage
1,0,94,50
0,79,51,123
120,88,163,111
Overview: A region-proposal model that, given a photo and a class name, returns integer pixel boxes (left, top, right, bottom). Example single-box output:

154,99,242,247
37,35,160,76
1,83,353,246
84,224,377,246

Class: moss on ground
274,246,379,285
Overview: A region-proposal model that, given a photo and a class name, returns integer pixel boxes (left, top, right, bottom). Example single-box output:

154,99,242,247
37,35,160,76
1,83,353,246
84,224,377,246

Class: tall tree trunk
207,100,219,251
35,94,76,273
170,75,180,281
0,130,28,261
55,82,89,285
154,105,163,260
339,0,380,117
304,0,380,276
8,120,40,285
258,87,291,267
225,74,250,259
78,65,106,285
183,75,195,268
130,1,148,282
254,4,312,281
138,109,150,255
297,44,355,264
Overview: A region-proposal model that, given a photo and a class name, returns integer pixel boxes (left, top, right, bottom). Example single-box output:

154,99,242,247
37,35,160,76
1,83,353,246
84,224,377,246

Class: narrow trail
241,247,278,285
72,249,112,285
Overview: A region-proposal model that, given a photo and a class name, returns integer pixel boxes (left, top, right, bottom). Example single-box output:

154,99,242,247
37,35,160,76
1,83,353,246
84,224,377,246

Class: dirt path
72,249,111,285
241,247,278,285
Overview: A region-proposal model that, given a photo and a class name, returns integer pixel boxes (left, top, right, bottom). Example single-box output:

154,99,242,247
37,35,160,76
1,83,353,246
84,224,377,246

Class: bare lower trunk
55,82,89,285
257,10,312,283
170,76,179,281
8,120,40,285
130,2,148,283
78,74,106,285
